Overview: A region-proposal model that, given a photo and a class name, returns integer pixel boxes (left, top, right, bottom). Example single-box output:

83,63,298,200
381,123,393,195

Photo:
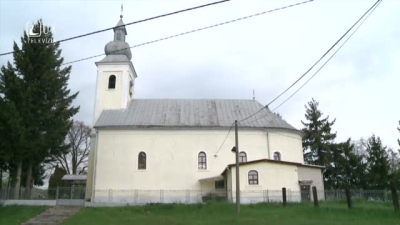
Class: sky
0,0,399,150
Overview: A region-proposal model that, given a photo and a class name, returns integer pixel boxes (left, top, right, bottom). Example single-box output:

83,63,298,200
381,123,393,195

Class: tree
0,20,79,198
301,98,337,165
365,135,390,189
49,121,91,175
301,98,337,189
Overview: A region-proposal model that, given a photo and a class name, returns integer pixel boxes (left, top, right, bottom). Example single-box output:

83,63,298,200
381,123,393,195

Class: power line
0,0,230,56
61,0,315,66
214,123,234,157
271,0,382,112
241,0,383,126
238,0,382,124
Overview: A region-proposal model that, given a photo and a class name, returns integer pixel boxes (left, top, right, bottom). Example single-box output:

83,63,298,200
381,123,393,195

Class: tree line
301,98,400,190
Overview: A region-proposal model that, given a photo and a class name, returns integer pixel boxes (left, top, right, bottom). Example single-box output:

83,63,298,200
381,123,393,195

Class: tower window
108,75,116,89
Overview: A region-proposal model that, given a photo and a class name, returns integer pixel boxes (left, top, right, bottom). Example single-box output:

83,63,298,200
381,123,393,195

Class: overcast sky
1,0,399,149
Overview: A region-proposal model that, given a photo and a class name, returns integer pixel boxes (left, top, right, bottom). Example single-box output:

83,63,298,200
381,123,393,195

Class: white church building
85,16,324,204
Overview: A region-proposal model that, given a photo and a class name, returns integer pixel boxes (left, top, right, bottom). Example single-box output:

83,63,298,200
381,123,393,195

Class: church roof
95,99,297,131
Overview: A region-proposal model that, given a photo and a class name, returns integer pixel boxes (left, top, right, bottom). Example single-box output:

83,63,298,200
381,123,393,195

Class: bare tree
50,121,91,174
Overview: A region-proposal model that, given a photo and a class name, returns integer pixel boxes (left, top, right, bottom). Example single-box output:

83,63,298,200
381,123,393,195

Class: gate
56,187,86,206
300,185,311,202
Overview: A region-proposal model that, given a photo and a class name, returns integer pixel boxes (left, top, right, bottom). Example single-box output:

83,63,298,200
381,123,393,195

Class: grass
64,199,400,225
0,205,48,225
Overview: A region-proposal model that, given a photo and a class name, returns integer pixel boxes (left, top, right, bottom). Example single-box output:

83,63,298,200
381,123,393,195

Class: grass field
0,205,47,225
64,200,400,225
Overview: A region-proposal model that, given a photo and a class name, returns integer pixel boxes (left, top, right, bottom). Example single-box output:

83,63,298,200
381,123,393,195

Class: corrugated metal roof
95,99,297,130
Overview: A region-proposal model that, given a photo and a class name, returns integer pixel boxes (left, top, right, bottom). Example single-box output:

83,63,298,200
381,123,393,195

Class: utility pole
235,120,240,213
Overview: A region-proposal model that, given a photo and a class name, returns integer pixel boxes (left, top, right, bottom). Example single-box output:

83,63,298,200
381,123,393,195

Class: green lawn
64,200,400,225
0,205,48,225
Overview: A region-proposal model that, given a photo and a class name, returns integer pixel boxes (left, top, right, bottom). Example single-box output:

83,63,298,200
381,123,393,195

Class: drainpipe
266,131,271,159
91,130,100,202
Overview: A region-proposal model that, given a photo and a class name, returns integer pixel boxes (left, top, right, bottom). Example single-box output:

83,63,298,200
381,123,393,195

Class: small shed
61,174,87,187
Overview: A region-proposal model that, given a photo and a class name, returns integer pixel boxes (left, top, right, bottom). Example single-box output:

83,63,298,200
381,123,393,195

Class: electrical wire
61,0,315,66
240,0,382,126
237,0,382,124
0,0,230,56
214,123,234,157
271,0,382,112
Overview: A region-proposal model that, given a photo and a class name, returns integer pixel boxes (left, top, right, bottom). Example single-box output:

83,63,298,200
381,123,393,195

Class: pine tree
366,135,390,189
0,20,79,198
301,98,337,189
301,98,337,165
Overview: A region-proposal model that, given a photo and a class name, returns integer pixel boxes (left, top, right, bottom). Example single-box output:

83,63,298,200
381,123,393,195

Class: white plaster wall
93,63,135,126
268,131,304,163
92,129,304,193
297,166,325,200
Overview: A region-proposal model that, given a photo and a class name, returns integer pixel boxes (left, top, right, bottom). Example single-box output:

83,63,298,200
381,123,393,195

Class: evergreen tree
339,139,367,189
365,135,390,189
301,98,337,165
0,20,79,198
301,98,337,189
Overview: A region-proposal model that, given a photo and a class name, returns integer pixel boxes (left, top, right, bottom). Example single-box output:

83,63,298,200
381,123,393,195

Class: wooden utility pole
235,120,240,213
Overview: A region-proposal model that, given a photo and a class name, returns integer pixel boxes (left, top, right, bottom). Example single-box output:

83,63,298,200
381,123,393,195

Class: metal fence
0,187,85,200
1,188,398,205
90,189,398,205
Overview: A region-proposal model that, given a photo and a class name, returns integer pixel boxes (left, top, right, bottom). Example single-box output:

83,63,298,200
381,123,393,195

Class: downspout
267,130,271,159
91,130,100,202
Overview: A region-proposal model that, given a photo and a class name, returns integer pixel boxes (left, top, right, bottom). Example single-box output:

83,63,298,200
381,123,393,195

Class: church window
248,170,259,185
239,152,247,163
138,152,146,170
198,152,207,170
273,152,281,161
116,32,121,40
108,75,116,89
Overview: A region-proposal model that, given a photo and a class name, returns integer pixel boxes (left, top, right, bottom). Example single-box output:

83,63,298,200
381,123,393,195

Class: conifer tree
0,20,78,198
366,135,390,189
301,98,337,189
301,98,337,165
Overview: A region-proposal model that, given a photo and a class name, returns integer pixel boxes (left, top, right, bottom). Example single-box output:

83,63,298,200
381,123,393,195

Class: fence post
390,181,399,212
345,184,352,209
312,186,319,208
56,187,59,200
282,188,287,207
267,190,269,203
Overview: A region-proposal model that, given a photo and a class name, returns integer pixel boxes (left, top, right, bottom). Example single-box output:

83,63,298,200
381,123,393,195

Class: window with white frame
198,152,207,170
248,170,259,185
273,152,281,161
239,151,247,163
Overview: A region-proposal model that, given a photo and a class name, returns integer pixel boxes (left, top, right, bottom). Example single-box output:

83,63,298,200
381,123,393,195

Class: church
85,15,325,204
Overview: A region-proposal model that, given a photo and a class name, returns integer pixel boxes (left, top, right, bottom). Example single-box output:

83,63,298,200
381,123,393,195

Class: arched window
239,152,247,163
198,152,207,170
108,75,116,89
273,152,281,161
248,170,259,185
138,152,146,170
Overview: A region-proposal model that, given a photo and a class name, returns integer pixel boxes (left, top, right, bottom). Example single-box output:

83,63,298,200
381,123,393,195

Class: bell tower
93,15,137,126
